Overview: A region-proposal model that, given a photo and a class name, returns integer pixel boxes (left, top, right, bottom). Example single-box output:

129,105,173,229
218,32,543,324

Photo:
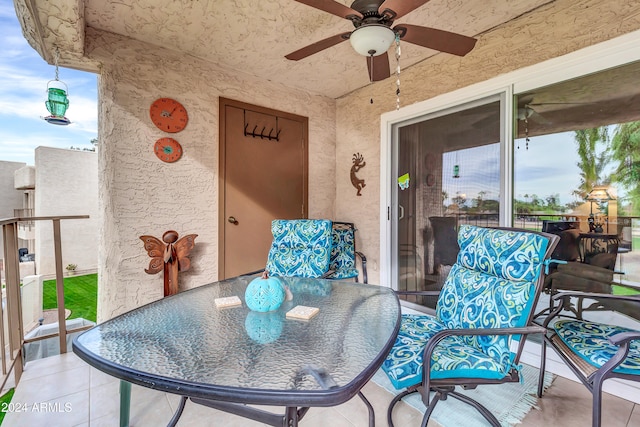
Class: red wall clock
149,98,188,133
154,137,182,163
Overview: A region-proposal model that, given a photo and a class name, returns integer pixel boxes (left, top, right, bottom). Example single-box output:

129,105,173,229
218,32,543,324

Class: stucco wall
84,29,336,321
0,161,27,261
34,147,99,275
335,0,640,285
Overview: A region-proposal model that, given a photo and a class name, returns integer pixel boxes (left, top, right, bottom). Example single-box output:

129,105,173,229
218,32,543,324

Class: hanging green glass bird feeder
44,49,71,125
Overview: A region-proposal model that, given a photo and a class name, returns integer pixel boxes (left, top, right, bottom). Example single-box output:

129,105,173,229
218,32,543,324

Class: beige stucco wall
34,147,99,275
84,29,336,321
21,0,639,320
335,0,640,285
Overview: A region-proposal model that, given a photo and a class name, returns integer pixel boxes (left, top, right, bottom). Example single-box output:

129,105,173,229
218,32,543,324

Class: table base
118,380,375,427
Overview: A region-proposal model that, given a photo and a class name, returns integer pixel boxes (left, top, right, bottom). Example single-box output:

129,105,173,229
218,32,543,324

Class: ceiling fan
285,0,478,82
517,95,597,125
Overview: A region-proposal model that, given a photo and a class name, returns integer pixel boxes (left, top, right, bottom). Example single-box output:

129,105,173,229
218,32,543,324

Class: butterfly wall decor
140,230,198,296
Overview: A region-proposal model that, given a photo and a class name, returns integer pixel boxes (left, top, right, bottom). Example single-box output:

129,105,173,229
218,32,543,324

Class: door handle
398,205,405,220
228,216,238,225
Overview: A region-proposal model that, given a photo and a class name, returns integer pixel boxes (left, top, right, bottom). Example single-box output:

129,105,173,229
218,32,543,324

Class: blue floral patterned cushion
266,219,332,278
329,225,358,280
382,225,550,390
553,319,640,376
383,314,509,389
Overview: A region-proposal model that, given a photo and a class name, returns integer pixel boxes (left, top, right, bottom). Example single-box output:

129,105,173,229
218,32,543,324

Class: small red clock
154,137,183,163
149,98,188,133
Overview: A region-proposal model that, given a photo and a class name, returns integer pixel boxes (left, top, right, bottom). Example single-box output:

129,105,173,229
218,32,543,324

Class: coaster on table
214,295,242,309
286,305,319,320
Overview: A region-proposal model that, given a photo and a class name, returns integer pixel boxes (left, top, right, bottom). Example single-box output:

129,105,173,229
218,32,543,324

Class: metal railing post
2,221,24,384
52,219,67,354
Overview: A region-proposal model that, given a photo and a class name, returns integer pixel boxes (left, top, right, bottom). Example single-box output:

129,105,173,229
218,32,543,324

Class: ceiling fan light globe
349,25,395,57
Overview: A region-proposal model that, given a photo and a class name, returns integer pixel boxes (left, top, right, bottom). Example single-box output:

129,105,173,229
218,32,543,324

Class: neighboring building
33,147,98,275
14,164,35,254
1,148,98,278
0,160,28,264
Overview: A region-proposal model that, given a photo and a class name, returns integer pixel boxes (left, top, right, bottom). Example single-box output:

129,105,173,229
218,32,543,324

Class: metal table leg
120,380,131,427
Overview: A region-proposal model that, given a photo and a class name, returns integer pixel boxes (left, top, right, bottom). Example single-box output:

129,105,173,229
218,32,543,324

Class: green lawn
0,388,15,424
43,273,97,323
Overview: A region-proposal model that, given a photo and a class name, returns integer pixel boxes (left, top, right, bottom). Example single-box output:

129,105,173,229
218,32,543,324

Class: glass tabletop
73,274,400,406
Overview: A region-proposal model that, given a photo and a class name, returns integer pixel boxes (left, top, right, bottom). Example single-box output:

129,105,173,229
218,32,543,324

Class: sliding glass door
391,94,505,310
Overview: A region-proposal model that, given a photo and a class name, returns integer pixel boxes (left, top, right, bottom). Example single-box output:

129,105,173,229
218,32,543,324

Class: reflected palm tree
572,127,611,200
611,121,640,215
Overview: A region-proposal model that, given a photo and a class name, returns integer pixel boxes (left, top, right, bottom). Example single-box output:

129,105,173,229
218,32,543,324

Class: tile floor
3,352,640,427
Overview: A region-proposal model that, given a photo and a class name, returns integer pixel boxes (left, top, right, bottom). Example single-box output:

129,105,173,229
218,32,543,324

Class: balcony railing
0,214,89,391
14,209,35,233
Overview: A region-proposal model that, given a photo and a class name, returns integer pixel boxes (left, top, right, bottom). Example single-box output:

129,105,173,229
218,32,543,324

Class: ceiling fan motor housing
349,25,396,56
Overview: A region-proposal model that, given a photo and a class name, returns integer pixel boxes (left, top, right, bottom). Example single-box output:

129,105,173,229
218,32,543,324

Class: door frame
218,97,309,278
380,87,511,292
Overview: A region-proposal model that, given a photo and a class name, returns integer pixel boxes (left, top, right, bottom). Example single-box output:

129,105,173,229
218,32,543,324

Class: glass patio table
72,273,401,427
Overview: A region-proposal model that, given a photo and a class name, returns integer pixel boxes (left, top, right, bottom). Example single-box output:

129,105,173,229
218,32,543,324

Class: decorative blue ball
245,274,285,312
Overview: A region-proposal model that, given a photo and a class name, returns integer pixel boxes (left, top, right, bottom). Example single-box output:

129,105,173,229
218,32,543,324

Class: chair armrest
543,292,640,325
321,269,336,279
355,251,368,284
596,330,640,379
420,325,546,391
395,290,441,297
427,325,547,342
609,331,640,346
552,291,640,303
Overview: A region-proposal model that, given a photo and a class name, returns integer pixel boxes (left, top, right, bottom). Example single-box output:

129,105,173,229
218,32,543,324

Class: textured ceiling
74,0,552,99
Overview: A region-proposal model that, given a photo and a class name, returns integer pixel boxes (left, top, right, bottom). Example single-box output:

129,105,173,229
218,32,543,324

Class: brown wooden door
219,98,308,278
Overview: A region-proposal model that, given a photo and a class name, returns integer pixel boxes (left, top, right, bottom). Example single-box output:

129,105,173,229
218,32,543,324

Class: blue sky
439,134,584,207
0,4,97,166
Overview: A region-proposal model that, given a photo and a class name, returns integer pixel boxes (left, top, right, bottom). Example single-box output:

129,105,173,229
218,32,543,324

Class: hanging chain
395,34,401,110
524,115,530,150
54,47,60,81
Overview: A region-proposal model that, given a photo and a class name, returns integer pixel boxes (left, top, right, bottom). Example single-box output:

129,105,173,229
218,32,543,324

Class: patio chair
538,291,640,427
265,219,333,278
536,224,620,319
327,221,368,284
382,225,559,427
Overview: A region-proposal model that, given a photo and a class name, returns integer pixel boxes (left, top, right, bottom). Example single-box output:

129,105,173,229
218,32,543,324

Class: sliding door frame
380,30,640,292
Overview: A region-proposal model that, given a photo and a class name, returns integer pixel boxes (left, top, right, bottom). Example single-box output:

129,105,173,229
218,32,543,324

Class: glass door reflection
393,96,503,310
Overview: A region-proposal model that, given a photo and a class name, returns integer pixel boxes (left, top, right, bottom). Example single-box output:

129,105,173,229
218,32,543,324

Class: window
514,61,640,286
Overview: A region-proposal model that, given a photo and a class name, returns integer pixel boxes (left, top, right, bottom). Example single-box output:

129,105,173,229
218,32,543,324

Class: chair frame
387,227,559,427
330,221,368,284
538,291,640,427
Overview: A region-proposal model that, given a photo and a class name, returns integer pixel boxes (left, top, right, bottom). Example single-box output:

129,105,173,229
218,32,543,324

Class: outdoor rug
372,363,554,427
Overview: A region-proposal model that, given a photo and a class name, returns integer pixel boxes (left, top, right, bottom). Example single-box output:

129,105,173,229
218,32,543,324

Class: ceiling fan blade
366,52,391,82
378,0,431,19
395,24,477,56
293,0,362,19
285,32,351,61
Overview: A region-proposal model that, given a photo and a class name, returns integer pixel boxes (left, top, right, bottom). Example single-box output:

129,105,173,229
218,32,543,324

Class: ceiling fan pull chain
395,34,401,110
524,116,530,150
